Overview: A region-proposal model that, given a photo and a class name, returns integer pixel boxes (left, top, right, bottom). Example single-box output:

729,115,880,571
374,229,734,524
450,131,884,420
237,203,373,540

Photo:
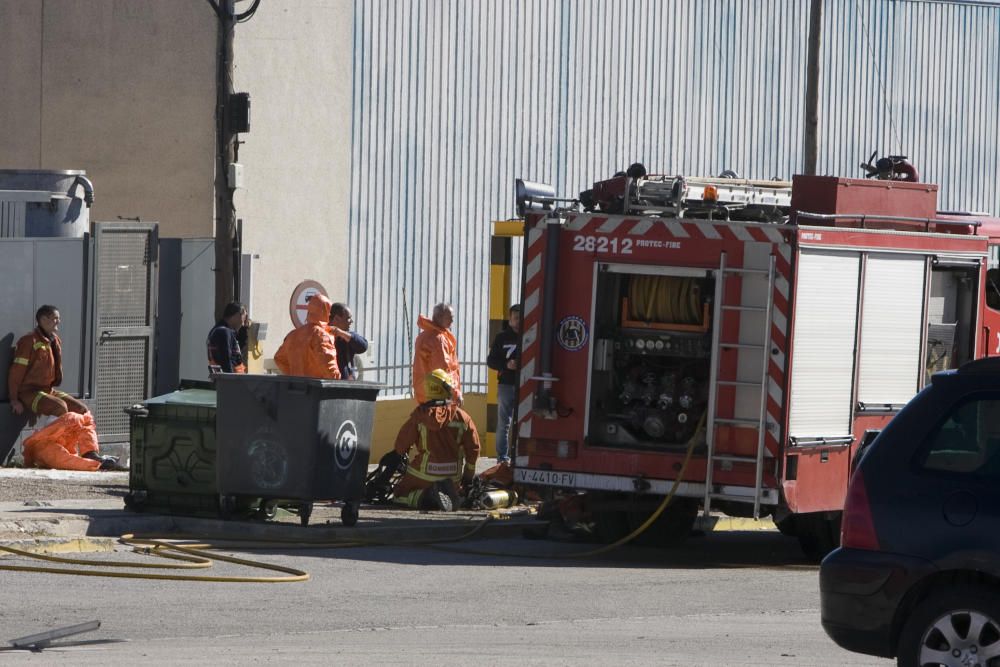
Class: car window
919,396,1000,477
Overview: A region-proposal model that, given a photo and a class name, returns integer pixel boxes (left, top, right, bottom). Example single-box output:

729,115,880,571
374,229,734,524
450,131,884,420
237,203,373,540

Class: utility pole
212,0,237,319
803,0,823,175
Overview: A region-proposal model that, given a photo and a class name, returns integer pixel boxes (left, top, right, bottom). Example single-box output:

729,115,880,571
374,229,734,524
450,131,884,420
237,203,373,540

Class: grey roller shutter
857,254,925,407
788,250,860,439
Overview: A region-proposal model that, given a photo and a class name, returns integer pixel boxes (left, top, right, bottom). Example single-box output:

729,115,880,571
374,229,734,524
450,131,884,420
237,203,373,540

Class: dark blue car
821,357,1000,667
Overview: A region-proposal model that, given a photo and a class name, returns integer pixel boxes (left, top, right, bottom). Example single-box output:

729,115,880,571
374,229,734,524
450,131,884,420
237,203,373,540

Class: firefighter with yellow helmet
390,369,480,511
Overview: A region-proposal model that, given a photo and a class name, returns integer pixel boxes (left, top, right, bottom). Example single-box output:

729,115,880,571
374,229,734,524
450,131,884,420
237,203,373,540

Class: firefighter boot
84,451,125,471
418,481,456,512
438,478,460,510
98,455,125,471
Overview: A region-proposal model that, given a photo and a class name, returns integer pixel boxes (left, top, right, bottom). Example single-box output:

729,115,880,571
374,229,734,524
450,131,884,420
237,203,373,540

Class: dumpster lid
213,374,384,392
144,388,217,408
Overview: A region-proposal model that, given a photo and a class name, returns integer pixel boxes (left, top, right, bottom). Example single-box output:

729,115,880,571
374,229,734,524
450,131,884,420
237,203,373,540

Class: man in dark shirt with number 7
486,304,520,464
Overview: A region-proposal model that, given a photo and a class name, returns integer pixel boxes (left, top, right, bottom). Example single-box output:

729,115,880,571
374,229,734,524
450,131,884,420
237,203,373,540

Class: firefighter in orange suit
274,293,341,379
392,369,480,511
412,303,461,404
21,411,121,471
8,305,89,420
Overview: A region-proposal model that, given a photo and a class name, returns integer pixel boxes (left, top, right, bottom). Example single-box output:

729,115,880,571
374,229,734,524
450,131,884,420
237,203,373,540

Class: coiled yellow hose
629,275,702,324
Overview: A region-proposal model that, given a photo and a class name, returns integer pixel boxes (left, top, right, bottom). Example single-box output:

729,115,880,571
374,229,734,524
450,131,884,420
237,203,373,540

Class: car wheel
299,502,313,527
795,512,841,562
218,494,237,520
627,498,699,547
341,501,359,527
257,500,278,521
592,510,631,544
773,514,797,537
897,585,1000,667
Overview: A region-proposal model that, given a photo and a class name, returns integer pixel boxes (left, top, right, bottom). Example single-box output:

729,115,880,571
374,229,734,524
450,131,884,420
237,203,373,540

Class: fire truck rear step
714,417,763,426
711,454,759,464
704,252,776,520
722,305,767,313
723,267,770,275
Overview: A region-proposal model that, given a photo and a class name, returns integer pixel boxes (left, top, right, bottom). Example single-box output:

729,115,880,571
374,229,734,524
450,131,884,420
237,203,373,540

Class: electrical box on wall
227,163,244,189
228,92,251,133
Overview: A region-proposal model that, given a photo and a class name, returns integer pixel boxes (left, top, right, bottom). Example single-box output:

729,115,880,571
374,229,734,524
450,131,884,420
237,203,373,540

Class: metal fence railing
359,362,489,397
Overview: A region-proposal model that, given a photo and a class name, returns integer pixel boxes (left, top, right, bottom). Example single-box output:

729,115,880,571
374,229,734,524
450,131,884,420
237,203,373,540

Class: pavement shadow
241,530,814,571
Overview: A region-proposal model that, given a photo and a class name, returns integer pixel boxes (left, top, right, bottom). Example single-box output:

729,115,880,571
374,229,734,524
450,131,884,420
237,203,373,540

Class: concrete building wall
0,0,216,238
231,0,354,350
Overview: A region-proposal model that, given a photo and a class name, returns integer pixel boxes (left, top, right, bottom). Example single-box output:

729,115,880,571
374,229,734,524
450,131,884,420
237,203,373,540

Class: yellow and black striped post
486,220,523,458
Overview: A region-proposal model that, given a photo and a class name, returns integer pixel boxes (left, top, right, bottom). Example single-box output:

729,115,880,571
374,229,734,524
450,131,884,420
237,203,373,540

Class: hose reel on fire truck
626,275,705,327
593,271,714,448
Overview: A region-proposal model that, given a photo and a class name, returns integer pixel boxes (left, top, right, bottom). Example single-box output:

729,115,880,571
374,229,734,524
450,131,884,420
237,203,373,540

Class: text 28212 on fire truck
510,160,1000,559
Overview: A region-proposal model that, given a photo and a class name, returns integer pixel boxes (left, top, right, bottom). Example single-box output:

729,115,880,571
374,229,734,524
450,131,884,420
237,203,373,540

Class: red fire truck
511,166,1000,558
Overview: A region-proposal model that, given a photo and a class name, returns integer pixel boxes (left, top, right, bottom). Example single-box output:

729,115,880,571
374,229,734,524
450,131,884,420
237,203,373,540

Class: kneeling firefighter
390,369,480,511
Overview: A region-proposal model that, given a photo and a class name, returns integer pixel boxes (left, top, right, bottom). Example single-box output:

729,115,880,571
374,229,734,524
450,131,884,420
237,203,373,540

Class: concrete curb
0,512,538,553
0,536,116,554
0,500,776,555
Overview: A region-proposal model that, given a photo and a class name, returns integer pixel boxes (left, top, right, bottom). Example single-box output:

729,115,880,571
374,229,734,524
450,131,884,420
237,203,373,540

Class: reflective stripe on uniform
426,461,458,475
31,392,47,413
416,424,432,476
414,419,469,481
403,465,458,483
12,357,28,366
393,489,423,508
32,342,48,351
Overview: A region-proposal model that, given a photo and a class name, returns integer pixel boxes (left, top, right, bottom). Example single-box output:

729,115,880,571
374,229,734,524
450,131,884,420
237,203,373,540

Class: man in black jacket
329,302,369,380
486,304,520,463
207,302,247,374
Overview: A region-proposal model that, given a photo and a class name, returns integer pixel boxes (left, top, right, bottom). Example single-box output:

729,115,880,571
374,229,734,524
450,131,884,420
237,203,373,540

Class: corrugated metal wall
349,0,1000,395
821,0,1000,211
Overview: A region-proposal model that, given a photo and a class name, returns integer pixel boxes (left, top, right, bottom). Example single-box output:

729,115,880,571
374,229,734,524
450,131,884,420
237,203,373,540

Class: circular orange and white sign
289,279,328,327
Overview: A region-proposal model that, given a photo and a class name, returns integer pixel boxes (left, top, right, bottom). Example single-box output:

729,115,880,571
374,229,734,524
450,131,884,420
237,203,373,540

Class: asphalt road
0,530,892,666
0,469,128,503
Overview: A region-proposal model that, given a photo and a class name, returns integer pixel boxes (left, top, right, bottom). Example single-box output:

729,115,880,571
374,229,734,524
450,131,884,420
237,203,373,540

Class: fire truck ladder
703,251,776,519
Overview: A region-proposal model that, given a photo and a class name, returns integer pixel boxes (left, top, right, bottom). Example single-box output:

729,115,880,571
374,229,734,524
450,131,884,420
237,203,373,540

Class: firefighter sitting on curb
390,369,480,511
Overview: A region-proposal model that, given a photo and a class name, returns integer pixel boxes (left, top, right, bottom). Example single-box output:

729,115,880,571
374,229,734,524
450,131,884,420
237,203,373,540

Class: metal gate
92,222,158,443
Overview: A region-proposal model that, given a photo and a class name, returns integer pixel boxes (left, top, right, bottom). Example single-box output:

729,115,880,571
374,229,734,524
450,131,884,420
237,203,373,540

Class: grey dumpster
124,384,220,516
214,374,382,526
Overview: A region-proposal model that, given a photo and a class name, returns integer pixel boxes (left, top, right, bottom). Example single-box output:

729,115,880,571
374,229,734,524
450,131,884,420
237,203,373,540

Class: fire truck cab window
986,268,1000,311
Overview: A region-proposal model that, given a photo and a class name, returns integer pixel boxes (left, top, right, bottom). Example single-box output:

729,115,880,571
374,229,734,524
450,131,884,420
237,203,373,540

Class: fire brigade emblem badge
557,315,588,351
334,420,358,470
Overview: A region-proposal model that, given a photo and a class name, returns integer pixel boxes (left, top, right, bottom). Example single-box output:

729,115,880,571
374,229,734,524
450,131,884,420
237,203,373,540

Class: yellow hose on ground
0,512,492,582
0,538,309,583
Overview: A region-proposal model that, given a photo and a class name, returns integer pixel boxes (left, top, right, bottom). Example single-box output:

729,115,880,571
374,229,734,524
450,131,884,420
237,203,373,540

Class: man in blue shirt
329,302,368,380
